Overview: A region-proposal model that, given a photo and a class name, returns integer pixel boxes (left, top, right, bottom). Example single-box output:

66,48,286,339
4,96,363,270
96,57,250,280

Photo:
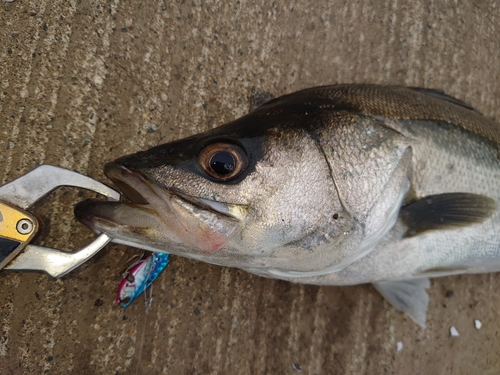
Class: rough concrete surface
1,0,500,374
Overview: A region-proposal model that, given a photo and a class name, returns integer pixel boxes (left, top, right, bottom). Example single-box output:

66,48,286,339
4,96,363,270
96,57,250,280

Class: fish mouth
75,162,245,254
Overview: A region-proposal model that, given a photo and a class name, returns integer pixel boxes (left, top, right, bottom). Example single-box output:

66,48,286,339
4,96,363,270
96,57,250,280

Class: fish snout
74,199,101,229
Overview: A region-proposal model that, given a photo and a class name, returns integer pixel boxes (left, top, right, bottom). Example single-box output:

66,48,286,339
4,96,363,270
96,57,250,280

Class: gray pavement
1,1,499,374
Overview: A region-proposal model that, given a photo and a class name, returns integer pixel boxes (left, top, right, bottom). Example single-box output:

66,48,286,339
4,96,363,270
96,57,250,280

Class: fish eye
198,142,248,181
120,297,131,304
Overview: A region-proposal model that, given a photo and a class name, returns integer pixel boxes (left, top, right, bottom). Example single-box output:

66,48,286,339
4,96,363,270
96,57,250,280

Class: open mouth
104,162,247,221
75,162,244,254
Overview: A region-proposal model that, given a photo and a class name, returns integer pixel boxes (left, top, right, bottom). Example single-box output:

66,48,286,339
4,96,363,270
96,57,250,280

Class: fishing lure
116,252,170,308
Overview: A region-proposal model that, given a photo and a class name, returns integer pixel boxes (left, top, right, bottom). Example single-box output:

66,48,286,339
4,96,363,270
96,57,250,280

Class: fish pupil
210,151,235,175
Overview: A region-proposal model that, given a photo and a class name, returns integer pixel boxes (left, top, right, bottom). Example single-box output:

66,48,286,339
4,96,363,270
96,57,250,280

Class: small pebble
450,326,459,336
292,362,302,373
474,319,482,330
396,341,403,352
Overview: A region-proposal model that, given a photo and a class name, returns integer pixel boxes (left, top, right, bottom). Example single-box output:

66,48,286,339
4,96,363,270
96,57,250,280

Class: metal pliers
0,165,120,278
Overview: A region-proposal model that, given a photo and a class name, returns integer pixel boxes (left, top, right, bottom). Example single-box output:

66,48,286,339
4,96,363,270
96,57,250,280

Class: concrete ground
1,0,500,374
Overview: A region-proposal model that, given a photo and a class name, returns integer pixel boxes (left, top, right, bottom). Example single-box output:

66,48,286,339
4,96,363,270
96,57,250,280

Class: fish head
75,97,364,273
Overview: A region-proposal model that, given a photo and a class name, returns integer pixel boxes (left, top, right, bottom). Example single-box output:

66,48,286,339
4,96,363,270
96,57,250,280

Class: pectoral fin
373,278,430,327
400,193,496,237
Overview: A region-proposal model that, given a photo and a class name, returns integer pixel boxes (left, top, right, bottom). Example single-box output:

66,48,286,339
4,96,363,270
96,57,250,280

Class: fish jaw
75,163,243,255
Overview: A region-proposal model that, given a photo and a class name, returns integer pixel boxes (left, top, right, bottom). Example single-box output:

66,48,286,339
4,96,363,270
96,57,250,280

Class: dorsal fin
249,87,276,111
277,85,500,144
408,87,476,111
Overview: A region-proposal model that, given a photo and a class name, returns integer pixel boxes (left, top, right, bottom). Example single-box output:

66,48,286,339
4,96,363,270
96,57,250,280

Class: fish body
76,85,500,325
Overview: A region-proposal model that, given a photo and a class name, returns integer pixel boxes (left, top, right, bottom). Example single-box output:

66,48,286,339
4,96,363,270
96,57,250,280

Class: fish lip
104,162,244,221
104,163,150,204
